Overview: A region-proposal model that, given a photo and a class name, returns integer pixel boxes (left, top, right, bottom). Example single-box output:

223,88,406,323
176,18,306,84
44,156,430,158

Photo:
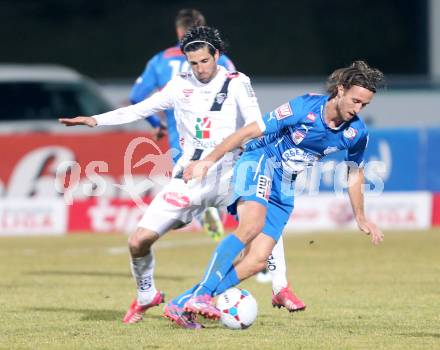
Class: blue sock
194,234,244,296
170,284,199,308
213,266,240,296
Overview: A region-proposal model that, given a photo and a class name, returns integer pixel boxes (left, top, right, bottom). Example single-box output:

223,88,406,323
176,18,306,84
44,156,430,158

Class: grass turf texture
0,230,439,349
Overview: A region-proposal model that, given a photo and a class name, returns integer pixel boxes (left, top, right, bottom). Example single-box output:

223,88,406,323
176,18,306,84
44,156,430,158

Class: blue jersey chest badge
291,123,313,145
292,130,305,145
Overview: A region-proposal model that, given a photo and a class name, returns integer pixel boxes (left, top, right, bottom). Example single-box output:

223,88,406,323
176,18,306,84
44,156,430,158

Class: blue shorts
227,149,295,241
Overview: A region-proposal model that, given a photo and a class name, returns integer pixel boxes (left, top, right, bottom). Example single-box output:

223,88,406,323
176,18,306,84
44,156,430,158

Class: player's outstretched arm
58,116,97,127
347,166,383,245
183,121,263,182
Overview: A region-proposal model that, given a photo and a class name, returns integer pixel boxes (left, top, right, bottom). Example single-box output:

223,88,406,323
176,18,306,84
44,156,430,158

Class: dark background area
0,0,428,79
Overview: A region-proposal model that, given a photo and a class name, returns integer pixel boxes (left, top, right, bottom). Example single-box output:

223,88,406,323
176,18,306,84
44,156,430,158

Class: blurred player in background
171,60,385,327
130,9,234,243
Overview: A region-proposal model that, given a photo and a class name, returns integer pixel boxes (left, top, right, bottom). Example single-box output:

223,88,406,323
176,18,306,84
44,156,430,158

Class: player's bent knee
128,227,159,254
245,249,270,274
236,223,265,244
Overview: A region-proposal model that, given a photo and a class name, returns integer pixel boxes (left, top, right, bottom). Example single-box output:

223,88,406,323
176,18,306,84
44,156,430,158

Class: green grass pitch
0,229,439,349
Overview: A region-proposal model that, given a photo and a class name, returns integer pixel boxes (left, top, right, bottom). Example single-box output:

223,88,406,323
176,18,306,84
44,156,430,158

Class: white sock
130,252,157,305
268,236,288,294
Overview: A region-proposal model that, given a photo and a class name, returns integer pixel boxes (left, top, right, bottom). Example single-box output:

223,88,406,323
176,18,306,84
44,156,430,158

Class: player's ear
214,49,220,61
337,85,345,97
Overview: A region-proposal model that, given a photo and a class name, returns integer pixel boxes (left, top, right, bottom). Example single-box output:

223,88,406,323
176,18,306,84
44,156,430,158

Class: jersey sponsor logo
215,92,227,104
274,103,293,120
163,192,191,208
306,112,317,122
281,147,319,172
256,175,271,201
292,130,306,145
281,148,317,163
195,117,211,139
343,127,358,140
323,146,340,155
192,138,220,149
183,88,194,97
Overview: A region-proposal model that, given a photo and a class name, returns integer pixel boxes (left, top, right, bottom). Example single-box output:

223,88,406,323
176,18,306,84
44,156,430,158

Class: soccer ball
216,288,258,329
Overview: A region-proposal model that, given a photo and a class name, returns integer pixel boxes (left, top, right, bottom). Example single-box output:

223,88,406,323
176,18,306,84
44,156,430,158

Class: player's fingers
192,162,208,178
59,118,75,126
359,223,371,235
371,229,383,245
182,165,195,182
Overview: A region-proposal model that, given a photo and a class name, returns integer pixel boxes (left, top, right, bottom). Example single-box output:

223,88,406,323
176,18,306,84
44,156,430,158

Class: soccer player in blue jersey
130,9,235,243
167,60,385,327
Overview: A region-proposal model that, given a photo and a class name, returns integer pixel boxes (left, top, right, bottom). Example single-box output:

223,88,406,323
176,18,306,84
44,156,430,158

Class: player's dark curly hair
327,60,385,98
180,26,226,56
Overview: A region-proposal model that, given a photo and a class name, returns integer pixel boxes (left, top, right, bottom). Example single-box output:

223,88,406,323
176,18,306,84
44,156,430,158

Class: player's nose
354,103,362,113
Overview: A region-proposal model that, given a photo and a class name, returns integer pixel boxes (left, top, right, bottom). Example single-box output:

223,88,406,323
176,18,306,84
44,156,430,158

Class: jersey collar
190,65,226,86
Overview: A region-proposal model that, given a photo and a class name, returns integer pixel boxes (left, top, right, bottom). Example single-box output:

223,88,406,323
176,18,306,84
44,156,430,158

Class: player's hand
356,217,383,245
183,160,214,183
58,116,97,127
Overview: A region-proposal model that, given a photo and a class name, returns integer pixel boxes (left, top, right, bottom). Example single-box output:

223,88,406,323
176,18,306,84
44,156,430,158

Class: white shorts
137,166,233,235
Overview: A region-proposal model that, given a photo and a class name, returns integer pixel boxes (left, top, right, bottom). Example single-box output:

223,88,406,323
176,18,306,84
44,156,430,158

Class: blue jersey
228,94,369,241
247,93,368,173
130,44,235,163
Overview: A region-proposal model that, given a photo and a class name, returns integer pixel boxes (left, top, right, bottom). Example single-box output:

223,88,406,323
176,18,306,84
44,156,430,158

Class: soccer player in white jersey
130,9,236,243
59,26,304,328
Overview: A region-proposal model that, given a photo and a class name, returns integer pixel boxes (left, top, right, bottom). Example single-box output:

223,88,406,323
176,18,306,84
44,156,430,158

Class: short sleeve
260,96,304,135
234,75,262,125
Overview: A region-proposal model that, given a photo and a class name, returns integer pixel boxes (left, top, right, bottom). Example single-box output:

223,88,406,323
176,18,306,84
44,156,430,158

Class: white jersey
93,65,262,234
94,65,262,175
